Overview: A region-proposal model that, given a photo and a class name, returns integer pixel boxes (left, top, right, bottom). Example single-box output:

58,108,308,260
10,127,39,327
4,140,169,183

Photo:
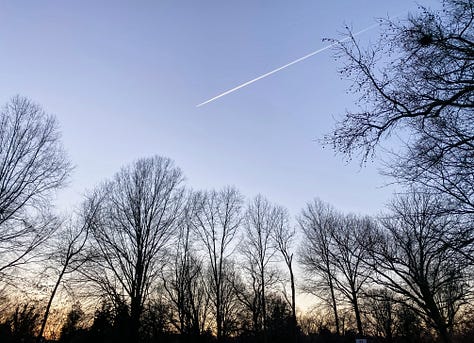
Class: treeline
0,96,473,343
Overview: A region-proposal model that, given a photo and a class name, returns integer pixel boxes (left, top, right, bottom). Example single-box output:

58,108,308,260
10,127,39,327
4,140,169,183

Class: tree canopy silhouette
326,0,474,214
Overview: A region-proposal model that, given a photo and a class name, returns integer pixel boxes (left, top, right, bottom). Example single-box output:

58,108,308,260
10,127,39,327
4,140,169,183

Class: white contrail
196,23,379,107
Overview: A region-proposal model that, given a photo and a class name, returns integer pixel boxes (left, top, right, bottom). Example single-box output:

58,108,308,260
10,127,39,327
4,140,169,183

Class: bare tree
191,187,243,342
271,203,297,342
364,288,397,342
299,199,372,336
0,96,71,273
219,259,244,338
240,195,281,342
36,197,100,343
330,214,372,336
298,199,341,334
163,195,209,338
231,264,262,335
367,191,470,343
86,156,185,341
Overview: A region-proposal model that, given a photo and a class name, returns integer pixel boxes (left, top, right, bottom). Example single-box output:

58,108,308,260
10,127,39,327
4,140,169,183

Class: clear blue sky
0,1,439,217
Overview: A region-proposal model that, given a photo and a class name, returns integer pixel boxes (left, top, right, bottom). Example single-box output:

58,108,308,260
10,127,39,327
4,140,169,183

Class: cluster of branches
325,0,474,216
315,1,474,343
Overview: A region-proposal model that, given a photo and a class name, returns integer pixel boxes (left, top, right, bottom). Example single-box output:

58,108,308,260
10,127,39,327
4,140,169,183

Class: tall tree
329,214,372,336
36,198,100,343
0,96,71,274
192,187,243,342
299,199,371,336
367,191,469,343
241,195,280,342
298,199,341,334
87,156,185,342
163,196,209,338
271,205,297,343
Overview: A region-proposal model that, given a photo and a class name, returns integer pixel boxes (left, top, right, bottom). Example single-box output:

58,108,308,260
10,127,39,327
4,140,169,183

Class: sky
0,1,440,218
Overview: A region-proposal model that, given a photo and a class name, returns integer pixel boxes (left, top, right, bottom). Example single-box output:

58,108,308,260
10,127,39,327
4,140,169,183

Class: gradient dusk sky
0,1,439,217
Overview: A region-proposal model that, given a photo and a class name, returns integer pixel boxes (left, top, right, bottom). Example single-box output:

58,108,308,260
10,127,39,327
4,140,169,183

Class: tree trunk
289,260,297,343
352,291,363,336
328,276,340,335
261,268,267,343
130,296,142,342
216,284,222,342
37,260,69,343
